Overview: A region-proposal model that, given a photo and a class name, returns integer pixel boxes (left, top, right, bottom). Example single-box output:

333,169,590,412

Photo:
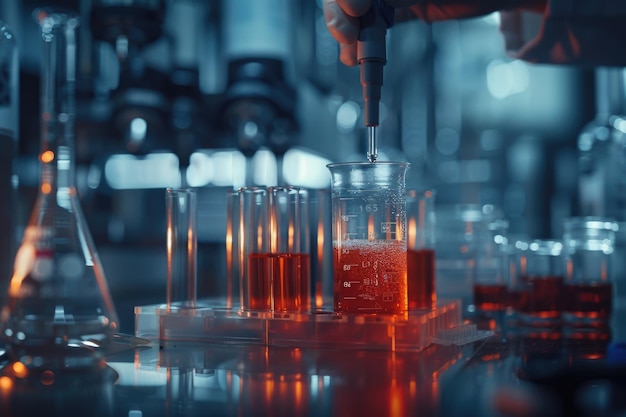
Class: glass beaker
519,240,565,327
327,162,409,314
562,217,617,327
0,9,119,368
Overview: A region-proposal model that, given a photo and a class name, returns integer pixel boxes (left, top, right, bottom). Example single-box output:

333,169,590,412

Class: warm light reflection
40,370,55,386
294,378,304,408
11,361,27,379
41,182,52,194
265,377,274,404
9,243,35,297
368,215,375,241
40,150,54,163
288,221,294,251
408,217,416,248
0,376,13,392
258,223,264,251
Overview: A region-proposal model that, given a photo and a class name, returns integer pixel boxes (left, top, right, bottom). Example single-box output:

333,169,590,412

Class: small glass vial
562,217,617,327
519,240,565,327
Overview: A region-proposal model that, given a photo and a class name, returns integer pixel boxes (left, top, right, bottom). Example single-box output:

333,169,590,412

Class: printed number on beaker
360,204,378,212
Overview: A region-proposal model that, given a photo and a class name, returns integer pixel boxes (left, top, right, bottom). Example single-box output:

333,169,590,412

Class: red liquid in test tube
248,252,311,312
407,248,436,310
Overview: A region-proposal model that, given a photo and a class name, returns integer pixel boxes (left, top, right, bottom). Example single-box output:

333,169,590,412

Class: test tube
269,186,311,312
166,188,197,310
406,189,437,310
226,189,241,310
240,187,271,311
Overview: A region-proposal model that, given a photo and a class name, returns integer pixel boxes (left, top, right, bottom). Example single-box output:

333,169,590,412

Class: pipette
357,0,394,163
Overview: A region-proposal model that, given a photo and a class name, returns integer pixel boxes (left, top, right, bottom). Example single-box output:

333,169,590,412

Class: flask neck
37,11,78,191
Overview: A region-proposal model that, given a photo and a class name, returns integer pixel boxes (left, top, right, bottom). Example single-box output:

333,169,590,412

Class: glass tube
406,189,436,310
225,189,241,310
166,188,197,310
269,186,310,312
240,187,271,311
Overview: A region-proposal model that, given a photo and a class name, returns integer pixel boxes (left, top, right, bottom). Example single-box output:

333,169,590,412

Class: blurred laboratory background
0,0,610,332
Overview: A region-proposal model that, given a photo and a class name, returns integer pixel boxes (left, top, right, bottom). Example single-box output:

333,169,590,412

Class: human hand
323,0,547,65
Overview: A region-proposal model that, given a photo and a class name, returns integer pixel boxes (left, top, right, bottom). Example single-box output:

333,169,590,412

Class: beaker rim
327,161,409,168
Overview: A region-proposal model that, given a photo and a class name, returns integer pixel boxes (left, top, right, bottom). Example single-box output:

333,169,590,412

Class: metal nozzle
357,0,393,163
367,126,378,163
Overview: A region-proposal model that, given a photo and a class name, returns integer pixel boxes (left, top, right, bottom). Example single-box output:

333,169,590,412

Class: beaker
0,9,118,368
562,217,617,327
519,239,565,327
327,162,409,314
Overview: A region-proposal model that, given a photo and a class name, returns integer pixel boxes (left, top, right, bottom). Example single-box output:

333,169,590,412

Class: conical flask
0,9,119,368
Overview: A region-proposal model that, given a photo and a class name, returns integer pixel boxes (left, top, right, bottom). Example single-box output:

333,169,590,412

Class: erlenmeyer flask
0,9,119,368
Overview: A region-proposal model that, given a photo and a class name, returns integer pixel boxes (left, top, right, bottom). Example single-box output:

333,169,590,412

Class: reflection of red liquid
506,289,529,312
247,253,311,312
333,240,407,314
473,283,508,311
565,282,612,319
521,275,563,317
407,248,436,310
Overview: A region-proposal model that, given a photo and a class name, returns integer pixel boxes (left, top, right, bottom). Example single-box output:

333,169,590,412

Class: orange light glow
258,223,264,251
11,362,27,379
41,183,52,194
0,376,13,392
40,150,54,163
408,217,416,248
368,215,375,241
294,379,304,408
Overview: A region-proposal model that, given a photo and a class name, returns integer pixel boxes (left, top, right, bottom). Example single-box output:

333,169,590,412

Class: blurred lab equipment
328,161,409,314
406,188,436,310
519,239,565,327
0,9,119,368
220,0,297,159
165,187,197,310
0,18,18,293
472,237,508,314
562,217,617,327
435,204,507,313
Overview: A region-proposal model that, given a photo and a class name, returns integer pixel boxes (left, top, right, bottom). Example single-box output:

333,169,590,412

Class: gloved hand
324,0,547,66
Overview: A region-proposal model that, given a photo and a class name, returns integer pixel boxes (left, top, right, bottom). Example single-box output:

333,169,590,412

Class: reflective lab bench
1,308,626,416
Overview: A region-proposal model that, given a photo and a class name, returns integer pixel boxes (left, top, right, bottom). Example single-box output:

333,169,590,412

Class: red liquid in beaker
473,283,508,311
565,282,612,319
407,248,436,310
333,240,407,314
248,253,311,312
520,275,564,318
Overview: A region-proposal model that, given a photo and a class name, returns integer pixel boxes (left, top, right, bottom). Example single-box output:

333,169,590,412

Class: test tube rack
135,299,462,352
